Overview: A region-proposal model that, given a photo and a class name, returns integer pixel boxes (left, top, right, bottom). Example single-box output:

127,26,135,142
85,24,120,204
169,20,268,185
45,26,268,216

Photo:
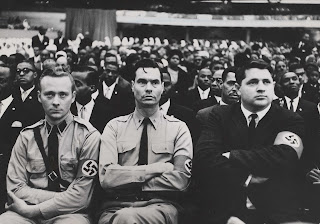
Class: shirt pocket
60,158,78,180
151,142,174,163
26,159,47,187
117,142,137,165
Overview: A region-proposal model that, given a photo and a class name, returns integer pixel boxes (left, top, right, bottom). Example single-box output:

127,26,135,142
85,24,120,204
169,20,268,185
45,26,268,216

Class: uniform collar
133,108,161,130
45,112,73,134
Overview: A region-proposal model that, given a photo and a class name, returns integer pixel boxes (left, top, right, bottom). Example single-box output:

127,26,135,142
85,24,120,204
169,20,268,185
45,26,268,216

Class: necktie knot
143,118,150,125
50,125,58,135
250,113,258,120
290,99,294,111
249,114,258,128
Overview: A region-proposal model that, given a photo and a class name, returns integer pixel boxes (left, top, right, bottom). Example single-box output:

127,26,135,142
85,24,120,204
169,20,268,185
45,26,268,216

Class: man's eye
263,80,271,84
151,80,160,85
138,80,147,85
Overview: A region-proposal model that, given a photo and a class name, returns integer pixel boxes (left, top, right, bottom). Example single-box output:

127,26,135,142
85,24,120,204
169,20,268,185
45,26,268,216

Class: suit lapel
231,103,247,129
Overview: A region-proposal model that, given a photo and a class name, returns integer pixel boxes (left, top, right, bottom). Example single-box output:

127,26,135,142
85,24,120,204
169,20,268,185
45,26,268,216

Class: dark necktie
248,113,258,147
138,118,150,165
48,125,60,191
290,99,294,112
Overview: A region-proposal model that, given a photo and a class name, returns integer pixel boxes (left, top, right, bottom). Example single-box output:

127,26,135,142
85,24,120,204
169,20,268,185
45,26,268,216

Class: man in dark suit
0,64,19,213
160,69,200,144
54,30,68,51
196,66,239,127
193,60,305,224
94,54,134,132
71,66,108,133
184,67,217,112
275,71,319,173
31,26,49,51
12,61,44,127
292,33,313,64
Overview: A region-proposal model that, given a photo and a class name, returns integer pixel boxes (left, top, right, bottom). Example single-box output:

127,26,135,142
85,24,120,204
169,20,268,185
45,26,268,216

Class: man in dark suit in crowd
31,26,49,51
94,54,134,132
54,30,68,51
71,66,109,133
292,33,313,64
184,67,217,112
159,69,200,144
12,60,44,127
0,64,19,213
193,60,305,224
196,66,239,127
275,71,319,174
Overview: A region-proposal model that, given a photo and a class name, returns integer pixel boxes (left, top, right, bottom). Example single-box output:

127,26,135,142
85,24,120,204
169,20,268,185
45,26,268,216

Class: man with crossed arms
98,59,193,224
0,70,100,223
194,60,305,224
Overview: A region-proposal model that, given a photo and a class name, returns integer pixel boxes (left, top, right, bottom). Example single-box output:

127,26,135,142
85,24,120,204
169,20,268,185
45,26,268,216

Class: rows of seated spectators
1,29,320,223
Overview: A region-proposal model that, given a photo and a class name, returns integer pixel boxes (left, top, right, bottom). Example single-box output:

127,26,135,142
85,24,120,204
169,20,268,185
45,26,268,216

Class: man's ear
72,91,76,103
37,90,41,103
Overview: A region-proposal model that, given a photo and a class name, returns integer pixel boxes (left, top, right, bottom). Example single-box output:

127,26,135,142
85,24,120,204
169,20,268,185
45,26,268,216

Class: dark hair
38,69,75,92
133,59,163,81
289,63,304,72
222,66,237,82
72,66,99,86
236,60,273,84
18,60,36,71
104,52,118,63
167,49,183,61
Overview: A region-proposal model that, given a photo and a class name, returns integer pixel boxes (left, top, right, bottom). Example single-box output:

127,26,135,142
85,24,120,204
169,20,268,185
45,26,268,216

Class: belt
105,191,182,202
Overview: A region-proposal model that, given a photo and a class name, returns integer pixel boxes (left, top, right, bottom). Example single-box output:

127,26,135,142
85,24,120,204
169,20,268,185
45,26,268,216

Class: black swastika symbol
83,161,98,176
285,135,298,146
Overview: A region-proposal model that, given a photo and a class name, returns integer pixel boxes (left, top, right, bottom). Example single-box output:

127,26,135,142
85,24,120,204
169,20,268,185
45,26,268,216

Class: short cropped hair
222,66,237,82
38,69,75,92
236,60,273,84
289,63,304,72
72,66,99,86
133,59,163,81
167,49,183,61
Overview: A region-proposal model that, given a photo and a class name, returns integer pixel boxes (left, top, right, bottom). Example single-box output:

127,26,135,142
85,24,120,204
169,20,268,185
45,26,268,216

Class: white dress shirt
76,99,95,122
38,33,44,43
284,96,299,112
20,86,35,102
160,99,171,115
0,95,13,118
167,67,178,85
103,77,119,100
197,86,210,100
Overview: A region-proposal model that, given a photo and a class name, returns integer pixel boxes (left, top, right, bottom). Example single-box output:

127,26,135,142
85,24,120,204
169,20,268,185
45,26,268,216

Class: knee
111,208,139,224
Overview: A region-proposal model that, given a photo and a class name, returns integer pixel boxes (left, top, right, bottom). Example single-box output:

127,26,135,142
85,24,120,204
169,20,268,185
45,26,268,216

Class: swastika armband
274,131,303,157
76,159,98,178
174,155,192,177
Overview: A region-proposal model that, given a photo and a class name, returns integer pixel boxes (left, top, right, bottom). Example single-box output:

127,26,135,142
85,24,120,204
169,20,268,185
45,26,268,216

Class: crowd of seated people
1,30,320,224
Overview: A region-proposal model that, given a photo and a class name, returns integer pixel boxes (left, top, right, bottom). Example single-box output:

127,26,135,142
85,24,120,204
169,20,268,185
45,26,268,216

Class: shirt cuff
38,199,59,219
222,152,230,159
244,174,253,187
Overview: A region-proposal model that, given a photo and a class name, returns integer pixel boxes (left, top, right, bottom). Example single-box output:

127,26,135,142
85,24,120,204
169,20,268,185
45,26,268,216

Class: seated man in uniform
0,70,100,223
98,59,193,224
193,60,305,224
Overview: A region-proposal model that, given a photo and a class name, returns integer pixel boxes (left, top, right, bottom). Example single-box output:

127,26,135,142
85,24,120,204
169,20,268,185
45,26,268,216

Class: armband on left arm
273,131,303,158
76,159,98,178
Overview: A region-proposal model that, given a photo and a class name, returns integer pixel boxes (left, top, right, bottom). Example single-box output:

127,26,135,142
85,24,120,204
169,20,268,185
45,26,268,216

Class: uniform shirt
99,109,193,192
7,112,100,219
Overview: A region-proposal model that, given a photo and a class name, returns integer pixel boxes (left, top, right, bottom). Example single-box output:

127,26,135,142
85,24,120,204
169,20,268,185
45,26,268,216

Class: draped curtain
65,8,117,41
